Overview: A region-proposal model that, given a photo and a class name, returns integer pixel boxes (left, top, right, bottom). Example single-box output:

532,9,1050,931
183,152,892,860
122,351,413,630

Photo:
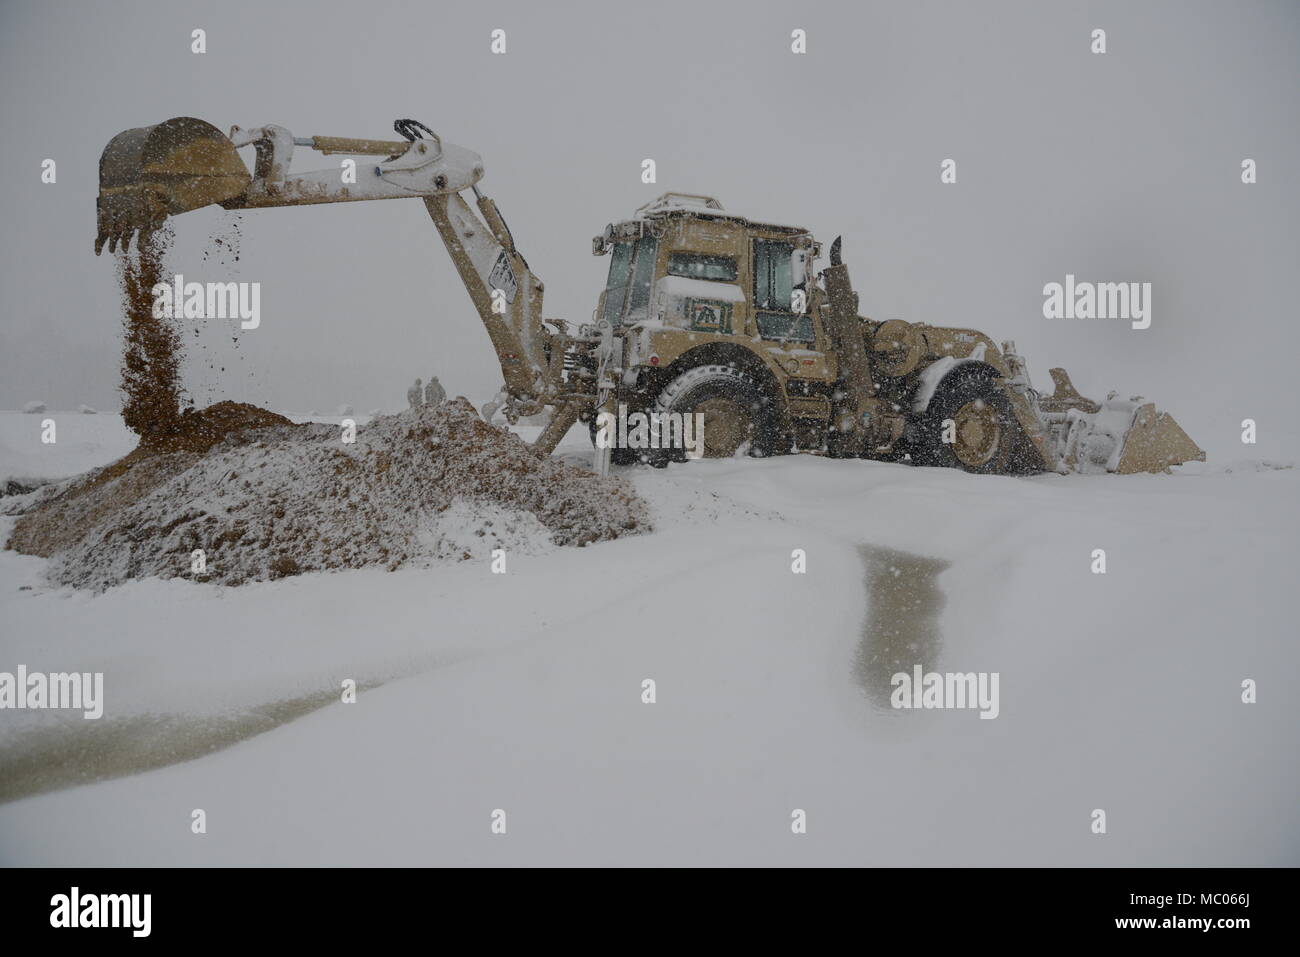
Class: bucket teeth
94,189,166,255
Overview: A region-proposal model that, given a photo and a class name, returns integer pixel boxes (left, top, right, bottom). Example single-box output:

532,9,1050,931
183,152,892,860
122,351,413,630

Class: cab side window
625,236,659,322
753,239,814,343
601,241,634,325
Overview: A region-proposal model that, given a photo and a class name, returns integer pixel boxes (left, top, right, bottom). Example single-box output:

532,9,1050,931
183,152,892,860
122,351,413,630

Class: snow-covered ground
0,411,1296,865
0,411,136,487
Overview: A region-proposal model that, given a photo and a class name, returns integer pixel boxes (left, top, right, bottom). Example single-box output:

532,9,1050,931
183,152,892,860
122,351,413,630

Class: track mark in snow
854,545,950,709
0,681,382,805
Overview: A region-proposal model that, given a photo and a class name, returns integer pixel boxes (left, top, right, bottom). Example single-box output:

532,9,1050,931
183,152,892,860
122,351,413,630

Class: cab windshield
602,237,659,325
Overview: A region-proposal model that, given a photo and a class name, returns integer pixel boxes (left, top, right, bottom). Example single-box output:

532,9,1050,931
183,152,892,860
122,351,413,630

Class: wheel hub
695,398,753,457
951,399,1001,467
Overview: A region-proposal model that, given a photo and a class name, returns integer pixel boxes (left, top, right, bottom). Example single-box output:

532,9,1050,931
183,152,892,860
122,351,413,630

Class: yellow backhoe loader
96,117,1204,476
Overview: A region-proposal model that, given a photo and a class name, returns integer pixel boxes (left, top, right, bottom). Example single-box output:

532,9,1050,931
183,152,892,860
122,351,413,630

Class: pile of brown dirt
7,401,295,560
7,399,648,590
135,401,293,456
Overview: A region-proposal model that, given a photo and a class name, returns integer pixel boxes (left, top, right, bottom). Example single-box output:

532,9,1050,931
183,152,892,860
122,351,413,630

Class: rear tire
913,368,1018,474
654,365,778,460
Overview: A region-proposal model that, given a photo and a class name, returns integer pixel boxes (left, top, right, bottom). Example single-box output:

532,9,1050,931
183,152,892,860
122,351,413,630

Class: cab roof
625,192,808,236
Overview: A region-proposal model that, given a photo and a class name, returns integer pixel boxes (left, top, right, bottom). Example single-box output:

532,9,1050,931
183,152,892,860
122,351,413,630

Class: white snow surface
0,412,135,487
0,413,1296,865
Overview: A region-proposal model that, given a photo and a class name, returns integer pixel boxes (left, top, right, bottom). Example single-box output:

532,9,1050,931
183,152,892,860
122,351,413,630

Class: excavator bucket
95,117,250,255
1038,368,1206,474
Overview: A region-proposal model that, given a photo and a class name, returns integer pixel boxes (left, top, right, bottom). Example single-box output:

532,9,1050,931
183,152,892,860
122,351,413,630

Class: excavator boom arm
422,191,550,402
95,117,560,410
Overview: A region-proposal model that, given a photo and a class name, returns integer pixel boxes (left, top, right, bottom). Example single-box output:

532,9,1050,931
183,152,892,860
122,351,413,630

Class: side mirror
592,223,613,256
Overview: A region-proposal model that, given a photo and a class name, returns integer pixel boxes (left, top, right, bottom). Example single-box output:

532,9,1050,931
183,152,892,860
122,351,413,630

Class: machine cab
592,194,824,353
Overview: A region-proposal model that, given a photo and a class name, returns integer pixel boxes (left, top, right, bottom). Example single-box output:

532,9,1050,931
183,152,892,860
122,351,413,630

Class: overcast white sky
1,0,1297,462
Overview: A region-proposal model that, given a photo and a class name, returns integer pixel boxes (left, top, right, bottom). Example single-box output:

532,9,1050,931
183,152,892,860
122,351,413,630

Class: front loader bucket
96,117,250,255
1113,404,1206,474
1040,368,1206,474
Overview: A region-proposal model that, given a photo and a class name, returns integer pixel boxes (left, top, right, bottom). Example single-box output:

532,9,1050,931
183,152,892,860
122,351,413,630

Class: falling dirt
200,213,242,266
117,227,185,440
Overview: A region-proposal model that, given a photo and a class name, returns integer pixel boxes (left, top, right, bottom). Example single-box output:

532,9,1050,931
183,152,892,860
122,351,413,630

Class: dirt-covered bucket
95,116,249,255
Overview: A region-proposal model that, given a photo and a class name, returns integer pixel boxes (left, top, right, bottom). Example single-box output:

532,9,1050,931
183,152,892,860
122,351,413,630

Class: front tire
913,369,1018,474
654,365,778,460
